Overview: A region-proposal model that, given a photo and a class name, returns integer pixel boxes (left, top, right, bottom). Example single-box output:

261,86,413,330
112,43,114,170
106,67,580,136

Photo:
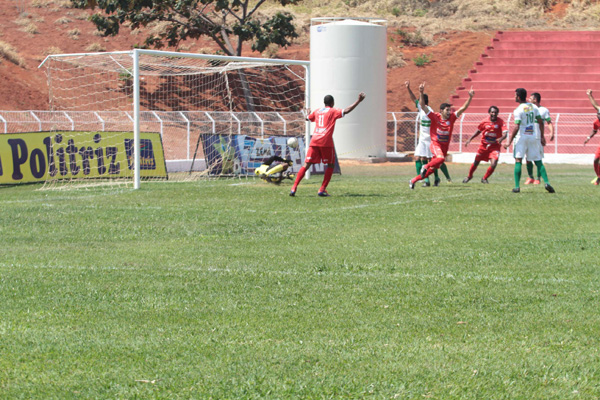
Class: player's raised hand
468,86,475,97
303,108,311,120
419,82,425,93
405,80,410,89
587,89,593,96
358,92,366,102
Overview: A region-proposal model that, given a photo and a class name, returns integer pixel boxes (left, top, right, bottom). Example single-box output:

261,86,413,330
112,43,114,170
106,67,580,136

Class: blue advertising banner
201,134,341,176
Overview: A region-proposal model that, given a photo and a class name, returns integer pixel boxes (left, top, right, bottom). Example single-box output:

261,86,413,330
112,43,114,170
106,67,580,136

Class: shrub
413,53,433,67
0,41,26,67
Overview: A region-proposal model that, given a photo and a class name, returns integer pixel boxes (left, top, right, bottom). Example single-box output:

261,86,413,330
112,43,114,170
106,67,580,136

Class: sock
319,167,334,192
483,166,494,180
440,163,451,180
534,160,549,184
415,159,422,174
291,166,307,191
514,161,522,188
433,169,439,181
467,164,477,179
526,161,534,179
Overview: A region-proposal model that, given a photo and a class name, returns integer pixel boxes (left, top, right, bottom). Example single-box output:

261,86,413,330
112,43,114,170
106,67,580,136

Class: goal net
39,49,309,189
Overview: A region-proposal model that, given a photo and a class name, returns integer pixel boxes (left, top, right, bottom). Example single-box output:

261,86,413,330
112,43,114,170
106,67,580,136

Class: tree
71,0,302,57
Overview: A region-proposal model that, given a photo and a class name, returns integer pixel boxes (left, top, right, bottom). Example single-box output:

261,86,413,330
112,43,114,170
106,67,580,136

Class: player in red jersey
462,106,508,184
585,89,600,185
409,82,474,189
290,92,366,196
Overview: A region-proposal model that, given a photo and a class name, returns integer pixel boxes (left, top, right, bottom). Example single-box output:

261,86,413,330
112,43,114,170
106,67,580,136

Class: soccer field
1,162,599,399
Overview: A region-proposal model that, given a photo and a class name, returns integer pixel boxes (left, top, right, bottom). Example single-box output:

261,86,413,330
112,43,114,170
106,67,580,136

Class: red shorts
430,142,449,159
595,146,600,159
306,146,335,164
475,144,501,162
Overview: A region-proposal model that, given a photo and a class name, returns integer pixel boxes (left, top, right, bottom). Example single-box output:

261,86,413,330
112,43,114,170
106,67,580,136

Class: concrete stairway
451,31,600,115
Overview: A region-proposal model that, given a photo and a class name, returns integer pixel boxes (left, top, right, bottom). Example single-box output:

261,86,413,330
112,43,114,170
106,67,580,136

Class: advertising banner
0,131,167,184
201,134,341,176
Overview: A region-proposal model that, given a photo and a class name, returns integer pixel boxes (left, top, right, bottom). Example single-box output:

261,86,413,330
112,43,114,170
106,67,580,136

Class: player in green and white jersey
503,88,555,193
405,81,452,187
524,92,554,185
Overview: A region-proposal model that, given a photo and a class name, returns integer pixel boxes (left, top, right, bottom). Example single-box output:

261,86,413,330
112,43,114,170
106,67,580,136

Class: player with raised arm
462,105,508,184
405,81,451,187
503,88,554,193
290,92,366,197
584,89,600,185
409,82,473,189
524,92,554,185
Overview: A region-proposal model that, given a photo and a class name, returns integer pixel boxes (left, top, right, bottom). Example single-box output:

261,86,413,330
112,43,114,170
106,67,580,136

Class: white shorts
415,139,432,158
514,136,541,161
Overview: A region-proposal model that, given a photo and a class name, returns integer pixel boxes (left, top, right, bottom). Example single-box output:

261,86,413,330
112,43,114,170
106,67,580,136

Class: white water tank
310,18,387,158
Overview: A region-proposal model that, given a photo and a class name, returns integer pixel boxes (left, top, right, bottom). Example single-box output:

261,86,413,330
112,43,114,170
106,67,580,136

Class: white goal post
38,49,310,189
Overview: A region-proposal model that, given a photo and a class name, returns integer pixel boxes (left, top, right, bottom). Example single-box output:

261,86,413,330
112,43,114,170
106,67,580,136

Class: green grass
1,162,600,399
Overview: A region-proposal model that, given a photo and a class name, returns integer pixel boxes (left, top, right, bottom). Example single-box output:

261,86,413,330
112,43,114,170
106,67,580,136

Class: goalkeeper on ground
255,156,294,184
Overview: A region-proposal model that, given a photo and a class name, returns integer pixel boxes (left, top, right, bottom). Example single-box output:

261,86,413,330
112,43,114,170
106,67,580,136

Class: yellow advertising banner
0,131,167,184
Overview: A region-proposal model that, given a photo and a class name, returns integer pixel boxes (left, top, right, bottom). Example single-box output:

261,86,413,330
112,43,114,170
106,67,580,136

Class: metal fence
387,112,598,156
1,111,598,159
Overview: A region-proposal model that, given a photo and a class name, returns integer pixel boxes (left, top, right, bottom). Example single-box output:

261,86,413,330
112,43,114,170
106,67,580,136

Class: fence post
554,113,560,154
180,111,190,160
0,113,6,134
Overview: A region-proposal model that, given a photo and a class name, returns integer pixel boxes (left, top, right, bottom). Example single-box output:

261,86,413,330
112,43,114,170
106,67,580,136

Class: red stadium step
453,89,588,99
458,82,600,91
495,31,600,41
464,106,594,114
452,98,593,109
479,57,600,66
489,41,600,51
485,49,600,58
467,73,600,82
474,64,600,74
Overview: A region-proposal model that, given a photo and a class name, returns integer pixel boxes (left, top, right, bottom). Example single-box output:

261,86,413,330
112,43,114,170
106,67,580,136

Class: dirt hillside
0,0,595,112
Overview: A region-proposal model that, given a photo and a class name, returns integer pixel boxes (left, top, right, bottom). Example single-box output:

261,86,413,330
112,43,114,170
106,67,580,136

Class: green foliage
413,8,428,17
413,53,432,66
391,7,402,17
72,0,301,56
1,164,600,398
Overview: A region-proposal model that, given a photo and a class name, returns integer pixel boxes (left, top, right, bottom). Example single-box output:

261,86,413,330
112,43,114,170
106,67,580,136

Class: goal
39,49,310,189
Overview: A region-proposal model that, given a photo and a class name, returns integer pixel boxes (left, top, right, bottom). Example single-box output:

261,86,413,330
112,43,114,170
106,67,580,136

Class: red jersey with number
308,107,344,147
478,117,506,149
427,111,458,147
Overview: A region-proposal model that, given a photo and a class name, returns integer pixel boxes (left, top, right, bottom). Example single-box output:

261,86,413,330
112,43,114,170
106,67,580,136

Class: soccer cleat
317,191,330,197
481,178,489,184
409,179,415,190
433,178,441,187
512,187,520,193
545,184,555,193
533,179,541,185
422,181,431,187
462,177,472,184
289,190,296,197
594,177,600,185
524,178,534,185
447,179,453,184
